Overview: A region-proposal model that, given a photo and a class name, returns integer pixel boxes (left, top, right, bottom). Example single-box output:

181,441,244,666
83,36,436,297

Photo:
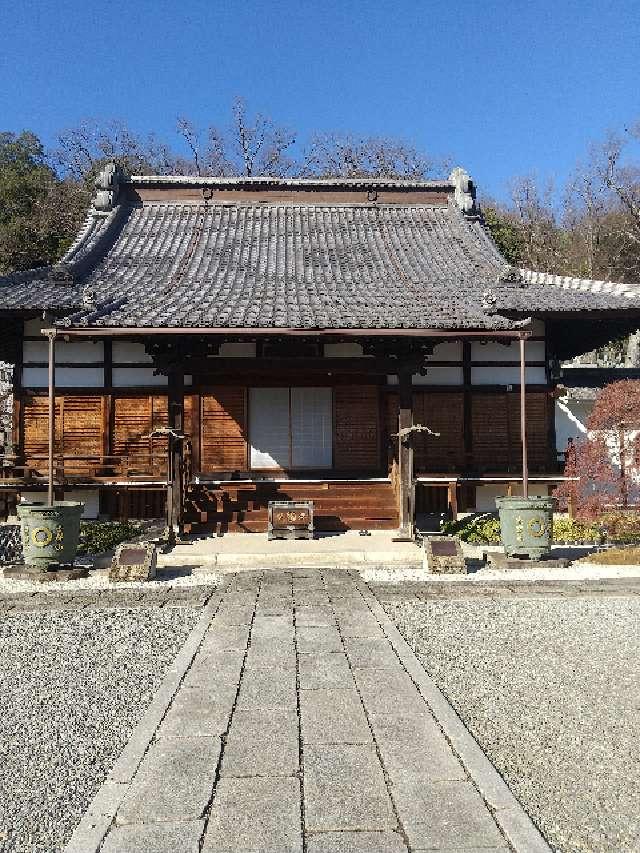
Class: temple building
1,165,639,534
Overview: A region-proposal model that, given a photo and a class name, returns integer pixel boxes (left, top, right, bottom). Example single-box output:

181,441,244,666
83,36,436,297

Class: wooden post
520,336,529,499
396,368,414,539
167,367,185,541
47,331,56,506
447,480,458,521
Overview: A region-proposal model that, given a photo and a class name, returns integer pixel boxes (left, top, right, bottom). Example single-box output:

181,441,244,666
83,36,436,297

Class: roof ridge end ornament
449,166,477,214
93,162,127,212
496,264,525,285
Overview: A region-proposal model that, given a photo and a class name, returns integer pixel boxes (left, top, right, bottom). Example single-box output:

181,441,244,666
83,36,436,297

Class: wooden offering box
268,501,314,541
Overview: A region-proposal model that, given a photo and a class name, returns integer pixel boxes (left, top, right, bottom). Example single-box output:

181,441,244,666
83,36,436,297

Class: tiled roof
1,170,639,331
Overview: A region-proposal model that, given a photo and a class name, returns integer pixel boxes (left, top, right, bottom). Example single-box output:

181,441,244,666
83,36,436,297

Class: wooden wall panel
112,395,168,475
23,396,61,474
413,391,464,473
61,396,104,473
471,394,510,471
472,391,550,473
200,388,247,471
507,392,550,471
334,386,380,470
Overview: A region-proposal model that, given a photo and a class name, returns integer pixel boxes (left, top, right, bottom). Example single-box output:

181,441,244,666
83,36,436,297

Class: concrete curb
63,587,226,853
157,551,423,570
359,582,552,853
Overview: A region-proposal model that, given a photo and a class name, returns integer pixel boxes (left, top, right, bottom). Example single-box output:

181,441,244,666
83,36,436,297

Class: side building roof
1,165,639,333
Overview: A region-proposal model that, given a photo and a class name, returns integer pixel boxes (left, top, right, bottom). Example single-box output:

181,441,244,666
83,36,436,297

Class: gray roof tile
1,178,639,330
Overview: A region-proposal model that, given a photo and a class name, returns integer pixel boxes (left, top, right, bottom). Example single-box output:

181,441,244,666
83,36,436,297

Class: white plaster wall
23,340,104,363
470,340,546,360
112,341,153,364
555,399,591,455
218,342,257,357
324,342,364,357
22,367,104,387
474,484,550,512
427,342,462,361
19,489,100,519
413,367,464,385
112,367,168,387
471,366,547,385
23,318,47,335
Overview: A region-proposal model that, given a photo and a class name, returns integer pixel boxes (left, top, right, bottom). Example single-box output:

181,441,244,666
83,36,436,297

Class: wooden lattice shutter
334,386,380,471
200,388,247,471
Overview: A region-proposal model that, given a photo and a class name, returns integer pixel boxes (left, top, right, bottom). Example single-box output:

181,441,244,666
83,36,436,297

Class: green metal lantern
495,496,554,560
17,501,84,568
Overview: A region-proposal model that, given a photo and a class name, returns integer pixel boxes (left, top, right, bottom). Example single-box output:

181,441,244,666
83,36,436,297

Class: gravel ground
0,567,223,594
0,605,201,853
378,591,640,853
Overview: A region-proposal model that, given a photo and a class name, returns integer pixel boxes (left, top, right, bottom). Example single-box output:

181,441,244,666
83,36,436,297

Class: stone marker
424,536,466,574
109,542,157,582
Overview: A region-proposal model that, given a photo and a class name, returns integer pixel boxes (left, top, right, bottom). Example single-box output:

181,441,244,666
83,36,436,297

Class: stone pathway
68,568,542,852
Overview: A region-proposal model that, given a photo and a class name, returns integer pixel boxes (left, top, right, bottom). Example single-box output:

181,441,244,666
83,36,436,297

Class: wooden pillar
46,330,56,506
167,367,185,540
462,341,473,470
520,337,529,499
396,368,414,539
447,480,458,521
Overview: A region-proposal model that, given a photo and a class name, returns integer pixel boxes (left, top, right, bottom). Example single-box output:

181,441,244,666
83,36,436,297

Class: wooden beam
44,326,535,340
396,368,414,539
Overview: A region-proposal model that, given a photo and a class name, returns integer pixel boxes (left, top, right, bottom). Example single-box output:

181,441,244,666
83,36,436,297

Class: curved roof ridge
520,268,640,298
126,174,455,190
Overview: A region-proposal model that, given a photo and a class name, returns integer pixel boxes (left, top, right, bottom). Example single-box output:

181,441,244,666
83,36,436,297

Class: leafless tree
300,131,438,179
53,119,181,182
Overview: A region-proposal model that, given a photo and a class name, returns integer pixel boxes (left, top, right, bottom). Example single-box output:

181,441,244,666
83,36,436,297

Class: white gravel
380,593,640,853
0,605,201,853
0,567,223,595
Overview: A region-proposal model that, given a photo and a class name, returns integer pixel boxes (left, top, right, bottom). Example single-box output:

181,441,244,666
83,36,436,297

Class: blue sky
2,0,639,199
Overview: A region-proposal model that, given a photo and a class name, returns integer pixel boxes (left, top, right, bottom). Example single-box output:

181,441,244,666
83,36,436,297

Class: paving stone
117,737,220,825
251,614,295,641
304,743,396,831
392,780,504,850
343,637,400,668
244,639,296,670
183,651,245,687
296,625,342,654
159,684,237,737
372,716,465,781
222,709,299,777
222,592,259,606
203,777,302,852
236,667,297,711
200,624,251,652
295,605,336,627
214,604,255,626
335,611,382,638
300,687,372,744
101,820,204,852
298,651,353,689
355,669,427,718
255,599,293,616
294,590,331,606
306,831,409,852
